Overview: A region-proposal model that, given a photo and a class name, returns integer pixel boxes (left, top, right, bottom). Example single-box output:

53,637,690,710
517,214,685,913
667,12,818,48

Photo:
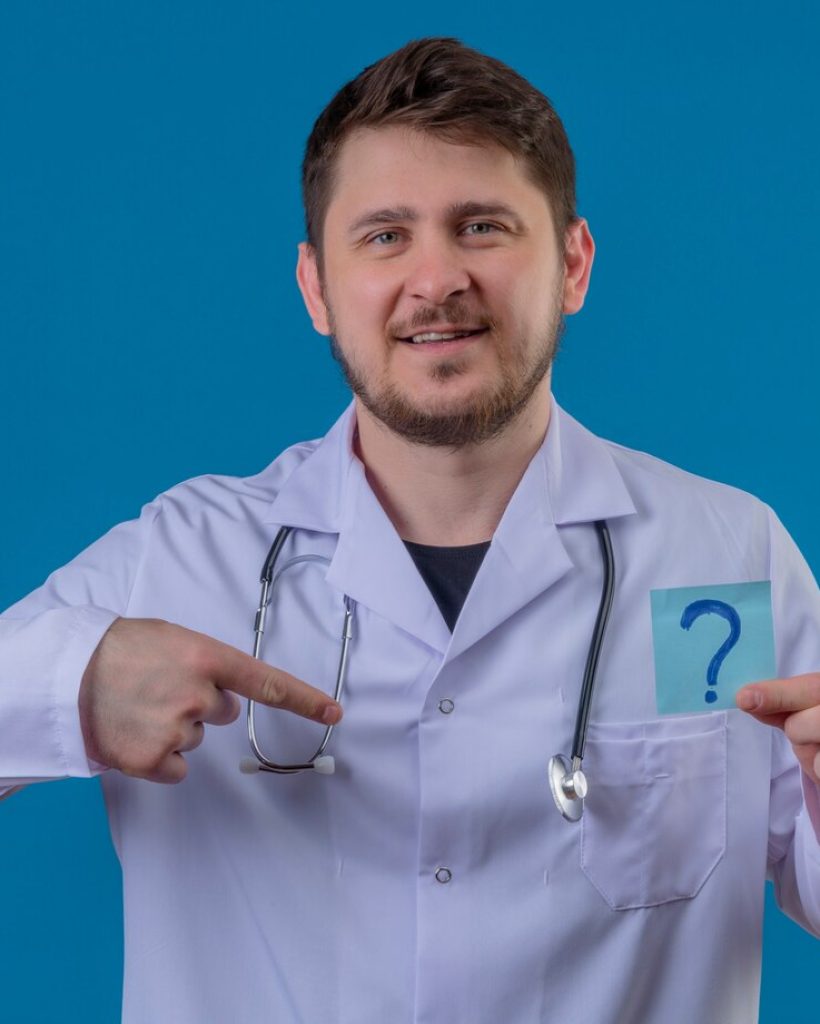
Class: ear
296,242,331,335
561,218,595,315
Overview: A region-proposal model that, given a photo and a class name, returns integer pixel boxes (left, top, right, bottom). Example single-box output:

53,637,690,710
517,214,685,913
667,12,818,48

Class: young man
2,37,819,1023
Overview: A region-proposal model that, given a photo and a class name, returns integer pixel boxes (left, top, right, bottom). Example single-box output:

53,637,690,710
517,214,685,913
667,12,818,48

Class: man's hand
736,673,820,783
78,617,342,784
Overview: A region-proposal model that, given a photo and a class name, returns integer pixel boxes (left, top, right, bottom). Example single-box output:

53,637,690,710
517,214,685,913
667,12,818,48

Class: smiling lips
400,327,488,344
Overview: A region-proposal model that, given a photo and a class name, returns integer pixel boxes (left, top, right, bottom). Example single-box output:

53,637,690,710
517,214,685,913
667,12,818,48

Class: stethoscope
240,520,616,823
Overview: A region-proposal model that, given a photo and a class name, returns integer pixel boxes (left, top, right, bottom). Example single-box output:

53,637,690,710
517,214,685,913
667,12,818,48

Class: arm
0,500,160,787
0,496,341,791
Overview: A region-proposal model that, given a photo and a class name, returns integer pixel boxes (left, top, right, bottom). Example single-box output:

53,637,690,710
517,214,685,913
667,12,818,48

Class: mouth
398,327,489,345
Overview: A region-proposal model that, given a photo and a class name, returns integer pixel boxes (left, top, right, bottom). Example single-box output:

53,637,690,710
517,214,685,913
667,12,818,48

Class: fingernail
737,688,762,711
322,704,342,725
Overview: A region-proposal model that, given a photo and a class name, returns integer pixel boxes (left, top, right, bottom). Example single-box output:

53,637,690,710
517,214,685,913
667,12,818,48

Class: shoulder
608,437,768,516
601,434,774,566
148,436,322,526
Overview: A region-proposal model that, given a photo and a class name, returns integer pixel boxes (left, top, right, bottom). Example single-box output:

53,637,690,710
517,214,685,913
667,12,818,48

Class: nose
404,237,471,305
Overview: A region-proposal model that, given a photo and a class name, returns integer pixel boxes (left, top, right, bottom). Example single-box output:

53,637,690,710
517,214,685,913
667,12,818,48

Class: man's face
297,126,588,447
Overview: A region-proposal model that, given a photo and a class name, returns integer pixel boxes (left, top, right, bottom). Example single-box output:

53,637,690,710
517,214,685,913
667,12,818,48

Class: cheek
523,266,562,311
494,286,541,339
327,270,398,330
513,287,562,340
485,262,555,323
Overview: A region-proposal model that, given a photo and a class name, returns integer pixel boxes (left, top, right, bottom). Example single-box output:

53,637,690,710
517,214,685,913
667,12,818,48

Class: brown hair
302,37,577,259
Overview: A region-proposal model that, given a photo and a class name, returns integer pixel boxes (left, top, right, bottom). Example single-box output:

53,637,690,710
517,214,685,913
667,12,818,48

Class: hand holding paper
737,674,820,783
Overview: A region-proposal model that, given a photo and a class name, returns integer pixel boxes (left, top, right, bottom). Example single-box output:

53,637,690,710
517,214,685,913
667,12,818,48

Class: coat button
438,698,455,714
435,867,453,884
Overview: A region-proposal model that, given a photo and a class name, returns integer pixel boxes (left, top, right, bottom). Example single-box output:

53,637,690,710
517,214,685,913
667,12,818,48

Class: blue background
1,1,818,1019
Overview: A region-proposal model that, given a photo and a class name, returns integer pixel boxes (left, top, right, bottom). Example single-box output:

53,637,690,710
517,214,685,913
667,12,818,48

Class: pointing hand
78,617,342,783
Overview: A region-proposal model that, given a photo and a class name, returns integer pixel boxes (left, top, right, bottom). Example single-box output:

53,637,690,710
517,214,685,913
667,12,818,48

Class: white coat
1,399,819,1023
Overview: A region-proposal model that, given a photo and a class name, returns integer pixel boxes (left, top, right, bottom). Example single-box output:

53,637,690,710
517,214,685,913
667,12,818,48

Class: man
1,36,819,1023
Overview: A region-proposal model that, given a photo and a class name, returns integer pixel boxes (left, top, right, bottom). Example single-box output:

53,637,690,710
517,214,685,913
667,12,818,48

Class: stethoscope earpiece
239,754,336,775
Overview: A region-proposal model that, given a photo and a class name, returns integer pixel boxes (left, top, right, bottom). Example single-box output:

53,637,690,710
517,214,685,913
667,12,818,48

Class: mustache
390,302,497,336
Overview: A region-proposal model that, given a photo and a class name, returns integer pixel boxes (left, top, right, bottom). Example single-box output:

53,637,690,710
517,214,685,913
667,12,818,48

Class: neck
353,379,553,546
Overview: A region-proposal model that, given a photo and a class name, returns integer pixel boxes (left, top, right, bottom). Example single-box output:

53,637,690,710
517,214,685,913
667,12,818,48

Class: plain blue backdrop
1,2,818,1020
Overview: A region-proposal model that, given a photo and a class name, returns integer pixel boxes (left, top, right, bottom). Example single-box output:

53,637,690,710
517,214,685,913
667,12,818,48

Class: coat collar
544,400,637,526
264,399,637,658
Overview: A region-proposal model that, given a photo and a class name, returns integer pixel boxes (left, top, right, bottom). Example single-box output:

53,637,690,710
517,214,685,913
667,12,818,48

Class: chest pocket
579,713,727,910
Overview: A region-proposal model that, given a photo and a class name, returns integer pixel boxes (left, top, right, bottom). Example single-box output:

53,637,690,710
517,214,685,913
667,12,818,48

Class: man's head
302,37,577,267
296,39,593,448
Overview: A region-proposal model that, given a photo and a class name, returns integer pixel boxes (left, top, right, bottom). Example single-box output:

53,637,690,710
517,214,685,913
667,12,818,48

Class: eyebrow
347,200,525,237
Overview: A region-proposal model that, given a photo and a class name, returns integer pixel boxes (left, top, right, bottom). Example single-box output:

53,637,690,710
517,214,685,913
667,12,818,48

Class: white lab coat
1,400,819,1023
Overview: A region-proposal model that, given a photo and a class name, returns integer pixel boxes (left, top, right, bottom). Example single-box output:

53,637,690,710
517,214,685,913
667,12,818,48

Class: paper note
650,581,776,715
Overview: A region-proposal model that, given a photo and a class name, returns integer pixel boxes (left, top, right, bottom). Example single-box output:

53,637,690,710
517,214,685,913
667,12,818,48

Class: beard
327,289,565,449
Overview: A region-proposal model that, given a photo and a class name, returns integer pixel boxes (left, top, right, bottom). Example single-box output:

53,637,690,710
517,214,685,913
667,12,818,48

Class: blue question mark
680,599,742,704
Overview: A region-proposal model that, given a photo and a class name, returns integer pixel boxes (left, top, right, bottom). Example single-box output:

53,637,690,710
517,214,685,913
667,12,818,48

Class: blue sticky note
650,581,776,715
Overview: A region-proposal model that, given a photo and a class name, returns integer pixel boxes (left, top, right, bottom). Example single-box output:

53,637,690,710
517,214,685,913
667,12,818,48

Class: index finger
736,673,820,717
208,636,343,725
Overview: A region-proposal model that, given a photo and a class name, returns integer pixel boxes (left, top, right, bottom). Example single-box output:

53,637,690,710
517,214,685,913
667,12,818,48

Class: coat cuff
53,606,119,777
0,606,119,781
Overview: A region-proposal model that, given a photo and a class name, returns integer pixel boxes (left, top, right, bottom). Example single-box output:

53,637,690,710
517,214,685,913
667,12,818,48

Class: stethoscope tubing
570,520,615,765
244,519,616,816
245,526,354,774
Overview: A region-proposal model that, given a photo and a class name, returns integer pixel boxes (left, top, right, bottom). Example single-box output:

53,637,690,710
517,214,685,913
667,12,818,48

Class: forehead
324,126,550,231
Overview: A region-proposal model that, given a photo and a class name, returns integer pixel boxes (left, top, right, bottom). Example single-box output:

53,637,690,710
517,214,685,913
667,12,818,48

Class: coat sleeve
0,499,162,790
765,506,820,936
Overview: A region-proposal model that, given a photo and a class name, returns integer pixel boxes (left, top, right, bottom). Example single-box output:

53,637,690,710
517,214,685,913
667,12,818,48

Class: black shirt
403,539,491,631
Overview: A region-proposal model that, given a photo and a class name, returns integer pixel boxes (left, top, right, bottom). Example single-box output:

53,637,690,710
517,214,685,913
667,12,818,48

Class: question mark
680,599,742,704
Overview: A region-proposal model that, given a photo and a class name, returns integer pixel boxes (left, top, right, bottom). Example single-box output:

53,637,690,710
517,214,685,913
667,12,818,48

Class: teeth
409,330,475,344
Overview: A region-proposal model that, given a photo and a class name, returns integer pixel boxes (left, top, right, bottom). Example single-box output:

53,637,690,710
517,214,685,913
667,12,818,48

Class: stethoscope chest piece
548,754,588,822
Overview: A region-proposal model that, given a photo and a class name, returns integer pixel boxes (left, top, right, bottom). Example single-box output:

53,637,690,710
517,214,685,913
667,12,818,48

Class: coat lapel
263,399,637,661
264,403,451,654
447,402,638,661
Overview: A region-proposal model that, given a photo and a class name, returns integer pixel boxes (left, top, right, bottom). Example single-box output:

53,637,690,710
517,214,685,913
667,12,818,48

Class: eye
368,230,402,246
462,222,501,236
